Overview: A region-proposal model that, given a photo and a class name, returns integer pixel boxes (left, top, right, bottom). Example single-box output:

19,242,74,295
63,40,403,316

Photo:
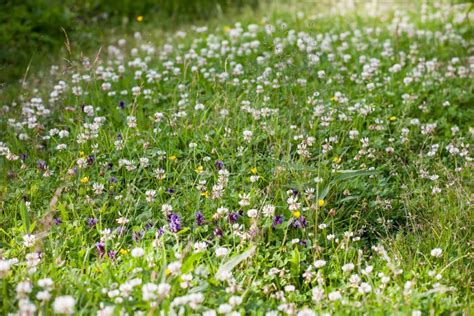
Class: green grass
0,1,473,314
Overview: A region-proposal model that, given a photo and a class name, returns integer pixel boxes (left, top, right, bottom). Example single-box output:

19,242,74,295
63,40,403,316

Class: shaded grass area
0,0,259,86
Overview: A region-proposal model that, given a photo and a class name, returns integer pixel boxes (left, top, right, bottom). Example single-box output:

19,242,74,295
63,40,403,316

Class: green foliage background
0,0,259,85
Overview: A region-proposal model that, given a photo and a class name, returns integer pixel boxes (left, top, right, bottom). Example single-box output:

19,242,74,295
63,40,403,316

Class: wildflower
195,211,205,226
120,249,128,255
23,234,36,248
251,167,257,174
80,177,89,184
136,16,143,22
312,287,324,303
131,248,145,258
0,260,12,278
314,260,326,269
168,213,182,233
292,210,301,218
215,160,224,169
318,199,325,207
195,165,204,174
194,242,207,253
215,247,229,257
342,263,355,272
53,296,76,314
167,261,182,276
430,248,443,258
328,291,342,301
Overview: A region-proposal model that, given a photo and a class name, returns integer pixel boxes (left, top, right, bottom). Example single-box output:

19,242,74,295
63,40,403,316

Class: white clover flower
36,290,52,301
229,296,242,306
242,130,253,141
53,295,76,314
342,263,355,272
218,303,233,314
0,260,12,278
312,287,324,303
194,241,208,253
328,291,342,301
167,261,182,276
262,205,275,217
131,248,145,258
430,248,443,258
23,234,36,248
358,282,372,294
314,260,327,269
215,247,229,257
247,209,258,218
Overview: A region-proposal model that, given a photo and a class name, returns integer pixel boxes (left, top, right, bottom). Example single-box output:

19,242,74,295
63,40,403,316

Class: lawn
0,1,473,315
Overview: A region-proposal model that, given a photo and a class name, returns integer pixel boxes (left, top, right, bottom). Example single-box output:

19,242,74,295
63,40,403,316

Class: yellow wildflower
80,177,89,184
120,249,128,255
318,199,325,207
292,210,301,218
195,165,204,174
251,167,257,174
136,16,143,22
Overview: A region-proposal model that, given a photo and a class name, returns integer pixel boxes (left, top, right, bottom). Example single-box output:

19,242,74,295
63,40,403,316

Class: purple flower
37,160,47,170
195,211,205,226
156,226,165,237
87,218,98,228
215,160,224,170
20,153,28,161
291,216,307,229
54,218,62,226
168,213,181,233
87,155,95,165
119,100,126,109
228,212,239,223
116,226,127,235
108,250,117,260
166,188,175,194
109,176,117,183
96,242,105,257
144,222,153,230
213,227,223,238
132,231,144,242
272,215,284,228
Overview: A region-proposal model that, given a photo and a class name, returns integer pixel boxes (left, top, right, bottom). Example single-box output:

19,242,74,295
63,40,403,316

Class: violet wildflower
87,218,98,228
132,231,144,242
87,155,95,165
195,211,205,226
156,226,165,238
228,212,239,223
37,160,47,170
272,215,284,228
108,250,117,260
215,160,224,170
291,216,307,229
168,213,181,233
96,242,105,258
213,227,223,238
119,100,126,109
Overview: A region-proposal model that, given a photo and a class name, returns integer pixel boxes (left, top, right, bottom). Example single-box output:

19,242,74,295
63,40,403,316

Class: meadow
0,1,473,315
